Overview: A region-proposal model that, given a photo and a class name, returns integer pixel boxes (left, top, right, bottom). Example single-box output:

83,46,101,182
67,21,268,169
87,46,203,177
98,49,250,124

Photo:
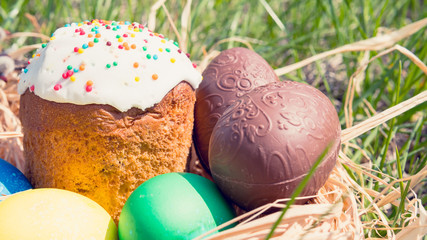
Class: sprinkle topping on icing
18,19,202,112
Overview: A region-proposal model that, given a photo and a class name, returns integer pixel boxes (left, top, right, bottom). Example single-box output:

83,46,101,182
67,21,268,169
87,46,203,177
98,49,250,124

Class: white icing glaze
18,20,202,112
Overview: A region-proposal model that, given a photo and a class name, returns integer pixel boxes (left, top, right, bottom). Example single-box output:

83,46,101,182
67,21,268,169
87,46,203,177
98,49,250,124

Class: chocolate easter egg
209,81,341,211
194,47,278,171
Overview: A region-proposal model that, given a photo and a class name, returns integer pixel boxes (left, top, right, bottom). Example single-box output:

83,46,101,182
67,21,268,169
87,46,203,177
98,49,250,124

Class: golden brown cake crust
20,82,196,222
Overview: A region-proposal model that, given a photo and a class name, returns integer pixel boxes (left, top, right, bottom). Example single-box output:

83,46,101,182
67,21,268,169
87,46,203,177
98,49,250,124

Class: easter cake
18,20,202,221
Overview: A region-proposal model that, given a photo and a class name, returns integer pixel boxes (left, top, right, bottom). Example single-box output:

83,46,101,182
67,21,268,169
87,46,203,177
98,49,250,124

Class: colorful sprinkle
95,33,101,38
146,54,151,59
94,38,99,43
23,68,28,73
74,47,79,52
142,46,147,51
106,64,111,68
158,48,163,52
174,41,179,47
165,48,170,52
86,85,93,92
170,58,176,63
42,43,47,48
133,62,139,68
88,41,94,47
161,39,166,43
78,48,84,54
86,80,93,86
82,43,89,49
106,41,112,46
113,61,118,66
67,65,73,70
50,36,56,41
131,44,136,49
192,63,197,68
88,34,93,38
73,68,79,73
30,85,35,92
131,33,135,37
135,76,140,82
54,84,62,91
152,74,158,80
153,54,158,60
70,76,76,81
79,65,85,71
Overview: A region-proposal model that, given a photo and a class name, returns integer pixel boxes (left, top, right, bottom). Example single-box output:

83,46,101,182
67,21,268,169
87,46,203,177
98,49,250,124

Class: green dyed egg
118,172,236,240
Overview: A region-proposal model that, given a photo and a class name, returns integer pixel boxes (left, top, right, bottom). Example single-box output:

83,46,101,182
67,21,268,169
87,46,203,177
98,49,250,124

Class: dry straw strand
338,152,427,240
161,3,183,50
5,32,50,41
8,44,42,59
180,0,192,53
199,203,345,240
344,44,427,128
341,90,427,143
24,13,42,33
0,132,23,139
148,0,167,30
274,17,427,77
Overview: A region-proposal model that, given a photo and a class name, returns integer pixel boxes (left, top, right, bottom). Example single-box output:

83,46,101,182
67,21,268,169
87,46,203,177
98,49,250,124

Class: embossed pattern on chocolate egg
209,81,341,211
194,47,278,171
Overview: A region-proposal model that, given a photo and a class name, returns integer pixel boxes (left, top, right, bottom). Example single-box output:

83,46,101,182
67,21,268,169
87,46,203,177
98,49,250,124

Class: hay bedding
1,14,426,240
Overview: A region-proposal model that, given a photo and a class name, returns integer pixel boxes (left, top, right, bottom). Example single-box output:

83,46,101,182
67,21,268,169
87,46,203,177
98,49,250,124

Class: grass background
1,0,426,238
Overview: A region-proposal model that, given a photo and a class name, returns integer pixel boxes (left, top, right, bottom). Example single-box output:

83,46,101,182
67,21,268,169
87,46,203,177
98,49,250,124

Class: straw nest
0,13,426,240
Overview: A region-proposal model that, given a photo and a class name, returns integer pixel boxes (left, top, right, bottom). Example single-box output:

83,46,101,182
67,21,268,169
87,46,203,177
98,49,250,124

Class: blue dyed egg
0,158,32,197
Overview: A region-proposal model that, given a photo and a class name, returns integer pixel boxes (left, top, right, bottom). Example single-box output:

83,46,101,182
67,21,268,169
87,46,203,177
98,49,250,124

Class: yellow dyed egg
0,188,117,240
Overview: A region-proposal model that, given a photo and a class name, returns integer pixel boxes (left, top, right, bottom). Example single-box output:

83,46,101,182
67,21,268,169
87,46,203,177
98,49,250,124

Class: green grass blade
265,143,332,240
